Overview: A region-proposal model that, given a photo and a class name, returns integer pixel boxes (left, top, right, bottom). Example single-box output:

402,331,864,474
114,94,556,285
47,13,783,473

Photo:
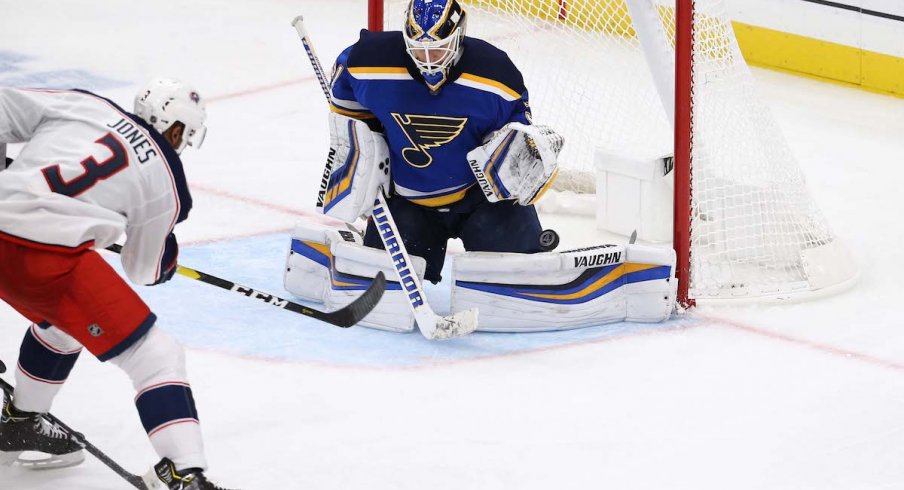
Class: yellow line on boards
733,21,904,98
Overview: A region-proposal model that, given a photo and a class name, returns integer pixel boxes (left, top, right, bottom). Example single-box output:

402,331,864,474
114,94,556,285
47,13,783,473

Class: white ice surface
1,1,904,489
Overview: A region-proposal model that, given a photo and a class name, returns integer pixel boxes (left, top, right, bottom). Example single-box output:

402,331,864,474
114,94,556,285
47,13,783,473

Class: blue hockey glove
153,233,179,285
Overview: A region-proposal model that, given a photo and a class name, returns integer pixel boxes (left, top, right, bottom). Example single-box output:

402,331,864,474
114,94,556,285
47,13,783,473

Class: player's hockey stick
290,14,479,340
0,361,149,489
105,244,385,328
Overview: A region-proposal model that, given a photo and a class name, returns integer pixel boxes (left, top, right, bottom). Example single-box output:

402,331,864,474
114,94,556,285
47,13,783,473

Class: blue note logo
391,113,468,168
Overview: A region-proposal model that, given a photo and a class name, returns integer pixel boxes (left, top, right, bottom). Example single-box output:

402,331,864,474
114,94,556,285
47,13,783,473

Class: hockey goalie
284,0,678,334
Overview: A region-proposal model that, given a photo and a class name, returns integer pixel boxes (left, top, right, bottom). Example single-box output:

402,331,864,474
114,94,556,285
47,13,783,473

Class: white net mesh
381,0,855,301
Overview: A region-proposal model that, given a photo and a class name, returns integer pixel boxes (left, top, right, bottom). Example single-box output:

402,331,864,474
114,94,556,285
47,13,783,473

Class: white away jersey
0,88,192,285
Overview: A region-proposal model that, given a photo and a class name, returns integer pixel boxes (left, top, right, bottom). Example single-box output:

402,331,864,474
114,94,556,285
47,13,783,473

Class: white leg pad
451,244,676,332
285,220,426,332
284,221,343,303
624,244,679,322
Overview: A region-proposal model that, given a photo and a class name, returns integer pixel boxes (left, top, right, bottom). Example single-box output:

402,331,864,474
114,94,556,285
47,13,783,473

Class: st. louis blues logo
391,113,468,168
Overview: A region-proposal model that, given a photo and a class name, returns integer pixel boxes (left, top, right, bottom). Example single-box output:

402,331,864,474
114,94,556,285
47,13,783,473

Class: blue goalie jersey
330,30,532,207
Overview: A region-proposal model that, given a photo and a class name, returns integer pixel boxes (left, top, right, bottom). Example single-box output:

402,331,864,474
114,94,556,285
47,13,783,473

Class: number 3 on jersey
42,133,129,197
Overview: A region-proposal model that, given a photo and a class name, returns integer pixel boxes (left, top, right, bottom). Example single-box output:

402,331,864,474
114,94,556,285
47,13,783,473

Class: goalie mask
403,0,467,91
134,77,208,154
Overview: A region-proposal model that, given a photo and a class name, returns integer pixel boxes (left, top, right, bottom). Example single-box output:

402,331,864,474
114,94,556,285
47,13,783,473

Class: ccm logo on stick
231,285,289,307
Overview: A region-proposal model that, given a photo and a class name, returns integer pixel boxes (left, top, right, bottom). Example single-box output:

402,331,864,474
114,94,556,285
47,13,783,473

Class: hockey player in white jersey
0,80,237,490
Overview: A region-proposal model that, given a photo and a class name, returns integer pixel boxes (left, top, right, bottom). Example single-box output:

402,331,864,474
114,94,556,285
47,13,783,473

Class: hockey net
371,0,856,304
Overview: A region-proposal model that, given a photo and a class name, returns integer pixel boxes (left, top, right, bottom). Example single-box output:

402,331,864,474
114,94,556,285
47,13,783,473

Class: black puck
538,229,560,251
0,359,6,374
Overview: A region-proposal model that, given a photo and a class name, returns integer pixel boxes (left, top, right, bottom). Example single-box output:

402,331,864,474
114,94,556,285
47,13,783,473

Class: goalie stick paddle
290,14,479,340
0,371,149,489
105,244,385,328
372,193,479,339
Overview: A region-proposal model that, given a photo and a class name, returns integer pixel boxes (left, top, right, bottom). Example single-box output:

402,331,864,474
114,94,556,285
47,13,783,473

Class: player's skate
0,394,85,469
143,457,239,490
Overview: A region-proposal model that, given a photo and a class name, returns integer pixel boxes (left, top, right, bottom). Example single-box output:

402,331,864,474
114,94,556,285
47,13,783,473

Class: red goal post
673,0,693,307
367,0,857,306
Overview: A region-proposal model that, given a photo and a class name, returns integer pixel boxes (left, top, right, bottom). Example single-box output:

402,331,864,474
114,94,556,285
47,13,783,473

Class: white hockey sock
13,324,83,413
108,326,208,471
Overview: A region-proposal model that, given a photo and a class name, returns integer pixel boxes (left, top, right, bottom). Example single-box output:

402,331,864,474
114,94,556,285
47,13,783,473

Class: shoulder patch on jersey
345,30,417,81
455,73,521,101
347,30,412,70
347,66,413,81
453,37,527,99
330,103,377,120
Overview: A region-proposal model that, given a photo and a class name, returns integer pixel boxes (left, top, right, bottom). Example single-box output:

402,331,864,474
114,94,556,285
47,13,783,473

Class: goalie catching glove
466,122,564,205
320,112,390,222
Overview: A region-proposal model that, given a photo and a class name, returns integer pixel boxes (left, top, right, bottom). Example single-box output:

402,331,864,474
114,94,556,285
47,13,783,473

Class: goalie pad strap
285,220,426,332
451,244,677,332
321,112,390,222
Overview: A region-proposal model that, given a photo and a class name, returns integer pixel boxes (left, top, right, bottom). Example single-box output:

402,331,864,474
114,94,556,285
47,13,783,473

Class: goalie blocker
453,244,677,331
320,112,390,222
284,220,426,332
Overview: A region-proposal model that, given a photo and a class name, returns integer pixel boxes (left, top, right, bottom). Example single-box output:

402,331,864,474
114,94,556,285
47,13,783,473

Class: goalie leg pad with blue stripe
284,220,426,332
451,244,677,332
321,112,390,222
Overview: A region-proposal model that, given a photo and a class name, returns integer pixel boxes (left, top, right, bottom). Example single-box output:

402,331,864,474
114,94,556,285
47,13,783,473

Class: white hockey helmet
134,77,207,153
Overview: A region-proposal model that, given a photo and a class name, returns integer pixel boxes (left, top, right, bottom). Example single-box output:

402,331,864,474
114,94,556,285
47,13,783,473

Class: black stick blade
321,271,386,328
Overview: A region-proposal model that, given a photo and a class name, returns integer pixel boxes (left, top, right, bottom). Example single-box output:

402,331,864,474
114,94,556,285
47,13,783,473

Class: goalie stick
291,14,335,209
290,15,478,340
0,362,149,489
106,244,385,329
